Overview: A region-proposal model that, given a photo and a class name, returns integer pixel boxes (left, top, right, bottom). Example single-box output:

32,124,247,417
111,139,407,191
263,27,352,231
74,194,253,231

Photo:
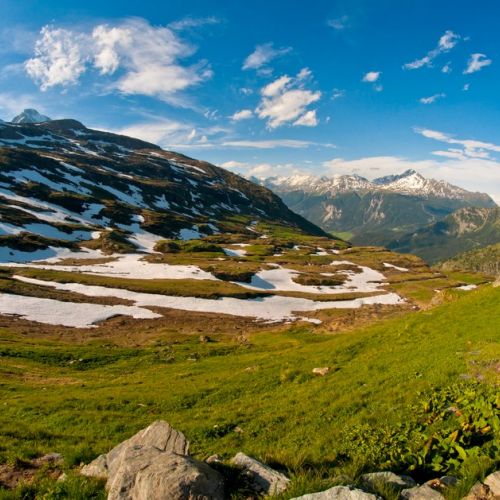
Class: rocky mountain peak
11,109,52,124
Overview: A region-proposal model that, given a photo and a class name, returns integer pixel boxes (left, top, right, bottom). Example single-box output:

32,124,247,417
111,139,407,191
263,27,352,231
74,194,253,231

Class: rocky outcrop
292,485,381,499
230,452,290,495
484,471,500,496
400,484,444,499
81,421,223,500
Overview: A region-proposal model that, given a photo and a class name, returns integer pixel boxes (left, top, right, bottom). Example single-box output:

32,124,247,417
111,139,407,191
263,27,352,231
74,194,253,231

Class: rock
360,471,416,491
425,475,458,492
292,485,381,499
484,471,500,495
312,367,330,376
57,472,67,482
33,452,63,466
400,484,444,499
230,452,290,495
81,420,189,479
199,335,210,343
81,454,108,478
107,446,223,500
463,481,494,500
205,454,222,465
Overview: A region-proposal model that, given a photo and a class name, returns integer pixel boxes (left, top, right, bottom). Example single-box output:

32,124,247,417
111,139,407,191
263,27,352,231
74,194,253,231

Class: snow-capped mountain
263,169,493,202
261,169,495,247
10,108,52,124
0,112,326,261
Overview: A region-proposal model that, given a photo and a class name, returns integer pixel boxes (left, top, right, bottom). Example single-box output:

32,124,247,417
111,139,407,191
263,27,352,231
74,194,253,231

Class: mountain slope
387,206,500,264
439,242,500,275
261,170,496,247
0,115,328,260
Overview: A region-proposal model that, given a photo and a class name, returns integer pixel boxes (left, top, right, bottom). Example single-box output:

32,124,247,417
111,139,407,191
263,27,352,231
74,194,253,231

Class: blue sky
1,0,499,201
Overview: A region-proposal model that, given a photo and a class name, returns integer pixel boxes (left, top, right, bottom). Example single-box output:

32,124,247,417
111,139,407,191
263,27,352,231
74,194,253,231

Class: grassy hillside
0,284,498,498
439,242,500,276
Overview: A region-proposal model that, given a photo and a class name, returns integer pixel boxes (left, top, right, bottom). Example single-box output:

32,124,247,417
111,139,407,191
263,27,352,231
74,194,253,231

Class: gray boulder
81,420,189,479
292,485,381,499
462,481,495,499
230,452,290,495
81,421,223,500
107,446,224,500
360,472,416,491
400,484,444,499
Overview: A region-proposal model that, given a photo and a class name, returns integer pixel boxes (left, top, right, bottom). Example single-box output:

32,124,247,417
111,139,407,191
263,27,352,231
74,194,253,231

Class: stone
205,454,222,465
484,471,500,495
360,471,416,491
425,475,458,492
463,481,494,500
312,367,330,376
81,420,189,479
400,484,444,499
230,452,290,495
292,485,381,499
107,446,224,500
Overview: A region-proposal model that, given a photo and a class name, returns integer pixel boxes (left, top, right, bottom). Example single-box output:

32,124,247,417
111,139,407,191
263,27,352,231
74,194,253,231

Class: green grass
0,285,498,498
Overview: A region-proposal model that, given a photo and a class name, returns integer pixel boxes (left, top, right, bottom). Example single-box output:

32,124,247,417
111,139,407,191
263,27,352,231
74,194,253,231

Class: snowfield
13,275,404,326
0,291,161,328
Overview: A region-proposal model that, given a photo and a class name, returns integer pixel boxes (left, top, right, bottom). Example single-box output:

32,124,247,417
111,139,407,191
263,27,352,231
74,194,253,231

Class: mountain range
0,111,327,260
261,170,496,253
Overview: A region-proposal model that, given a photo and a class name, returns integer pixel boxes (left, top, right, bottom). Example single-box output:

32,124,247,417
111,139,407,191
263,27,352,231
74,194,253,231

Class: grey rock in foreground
81,420,223,500
292,485,381,499
400,483,444,499
360,471,416,491
107,446,223,500
81,420,189,479
230,452,290,495
462,480,495,499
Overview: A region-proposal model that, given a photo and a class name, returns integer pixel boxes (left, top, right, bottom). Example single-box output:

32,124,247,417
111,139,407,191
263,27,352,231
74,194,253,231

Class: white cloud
255,68,321,128
332,88,345,100
242,42,291,71
221,139,322,149
25,19,212,104
464,53,492,74
167,16,220,31
416,127,500,160
293,109,318,127
240,87,253,96
25,26,88,90
327,16,349,30
463,83,470,91
403,30,460,70
230,109,253,121
419,93,446,104
362,71,380,82
441,62,452,73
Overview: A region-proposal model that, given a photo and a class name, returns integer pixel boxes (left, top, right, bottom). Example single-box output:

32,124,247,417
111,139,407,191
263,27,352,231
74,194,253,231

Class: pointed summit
373,169,421,185
11,109,51,124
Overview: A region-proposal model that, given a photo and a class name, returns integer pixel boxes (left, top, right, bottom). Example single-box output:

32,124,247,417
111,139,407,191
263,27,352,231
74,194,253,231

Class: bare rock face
292,485,381,499
107,447,224,500
81,421,223,500
230,452,290,495
463,481,495,500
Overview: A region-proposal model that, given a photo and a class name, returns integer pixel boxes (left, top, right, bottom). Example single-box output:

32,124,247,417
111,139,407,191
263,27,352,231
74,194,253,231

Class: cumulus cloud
25,26,88,90
419,93,446,104
242,42,291,71
25,19,212,104
230,109,253,121
403,30,460,70
441,62,452,73
255,68,321,128
464,53,492,74
362,71,380,82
